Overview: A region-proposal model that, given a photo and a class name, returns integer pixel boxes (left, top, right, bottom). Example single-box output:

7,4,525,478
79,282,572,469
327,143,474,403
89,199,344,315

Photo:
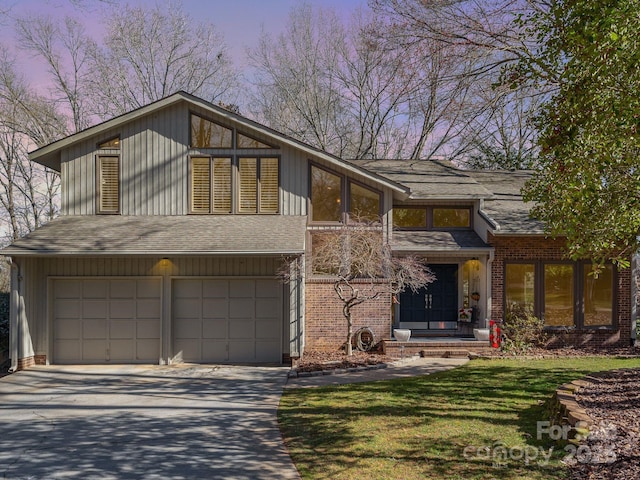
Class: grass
279,357,640,480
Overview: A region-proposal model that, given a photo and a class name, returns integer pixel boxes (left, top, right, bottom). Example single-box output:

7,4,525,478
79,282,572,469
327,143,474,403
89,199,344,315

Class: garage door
53,278,161,364
173,278,282,363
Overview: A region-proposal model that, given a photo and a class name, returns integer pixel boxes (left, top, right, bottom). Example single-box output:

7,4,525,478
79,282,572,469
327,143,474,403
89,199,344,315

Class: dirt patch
295,350,394,373
570,368,640,480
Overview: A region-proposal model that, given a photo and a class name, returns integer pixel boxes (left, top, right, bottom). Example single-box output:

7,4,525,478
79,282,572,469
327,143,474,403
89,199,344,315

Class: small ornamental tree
282,222,435,355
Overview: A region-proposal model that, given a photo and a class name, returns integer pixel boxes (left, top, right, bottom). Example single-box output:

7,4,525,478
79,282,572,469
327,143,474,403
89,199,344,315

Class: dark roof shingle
2,215,307,256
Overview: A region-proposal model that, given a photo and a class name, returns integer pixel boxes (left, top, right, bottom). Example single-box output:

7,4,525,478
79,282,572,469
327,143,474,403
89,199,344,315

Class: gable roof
30,91,409,196
2,215,307,256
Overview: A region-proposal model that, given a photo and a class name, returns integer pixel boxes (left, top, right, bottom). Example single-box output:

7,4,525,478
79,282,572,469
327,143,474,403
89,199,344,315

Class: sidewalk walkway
285,356,468,389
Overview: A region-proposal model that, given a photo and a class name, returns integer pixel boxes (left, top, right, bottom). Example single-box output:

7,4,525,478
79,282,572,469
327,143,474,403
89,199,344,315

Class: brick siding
305,279,392,352
489,234,634,348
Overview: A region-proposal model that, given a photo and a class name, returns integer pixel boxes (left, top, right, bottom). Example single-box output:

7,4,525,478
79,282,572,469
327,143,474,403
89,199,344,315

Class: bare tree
0,50,64,243
282,222,434,355
87,1,239,119
16,15,91,133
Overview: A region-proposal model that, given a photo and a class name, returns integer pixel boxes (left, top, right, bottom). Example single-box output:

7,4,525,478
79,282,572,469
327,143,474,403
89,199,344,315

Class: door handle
424,294,432,309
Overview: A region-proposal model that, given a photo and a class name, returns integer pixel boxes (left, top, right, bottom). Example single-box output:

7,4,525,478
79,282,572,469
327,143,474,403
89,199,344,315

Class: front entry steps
382,338,494,358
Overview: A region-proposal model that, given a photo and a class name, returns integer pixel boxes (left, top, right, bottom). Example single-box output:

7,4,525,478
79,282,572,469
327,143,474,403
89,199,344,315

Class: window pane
544,264,574,327
584,264,613,326
239,157,257,213
212,157,231,213
98,137,120,149
190,114,232,148
311,165,342,222
394,208,427,228
506,264,535,312
98,155,119,213
433,208,470,228
190,157,211,213
349,183,380,222
237,132,273,149
259,157,279,213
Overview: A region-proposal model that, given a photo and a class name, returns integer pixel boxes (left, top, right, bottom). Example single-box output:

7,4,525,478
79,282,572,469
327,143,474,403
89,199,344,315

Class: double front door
398,264,458,330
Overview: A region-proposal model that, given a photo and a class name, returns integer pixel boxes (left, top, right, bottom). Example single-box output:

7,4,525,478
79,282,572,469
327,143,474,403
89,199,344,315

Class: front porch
382,337,494,358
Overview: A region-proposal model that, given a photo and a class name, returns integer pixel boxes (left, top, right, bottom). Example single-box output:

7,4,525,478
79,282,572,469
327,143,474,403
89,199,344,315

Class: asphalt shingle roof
466,170,545,235
349,159,493,199
392,230,491,252
1,215,307,256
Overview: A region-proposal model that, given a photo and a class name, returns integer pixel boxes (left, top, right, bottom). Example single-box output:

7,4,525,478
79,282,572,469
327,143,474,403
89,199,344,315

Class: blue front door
399,264,458,330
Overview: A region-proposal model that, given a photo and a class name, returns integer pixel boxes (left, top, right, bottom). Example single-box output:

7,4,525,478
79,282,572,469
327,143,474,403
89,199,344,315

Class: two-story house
3,92,636,370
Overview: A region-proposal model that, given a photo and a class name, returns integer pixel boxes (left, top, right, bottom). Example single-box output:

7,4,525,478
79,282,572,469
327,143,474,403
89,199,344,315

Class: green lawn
279,357,640,480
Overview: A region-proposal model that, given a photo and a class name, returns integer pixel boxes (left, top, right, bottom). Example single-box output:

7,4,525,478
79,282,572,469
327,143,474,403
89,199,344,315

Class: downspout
485,250,495,329
8,258,20,373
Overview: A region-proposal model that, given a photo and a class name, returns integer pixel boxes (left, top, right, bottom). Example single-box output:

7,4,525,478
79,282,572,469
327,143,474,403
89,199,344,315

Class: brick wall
489,234,634,348
305,280,392,352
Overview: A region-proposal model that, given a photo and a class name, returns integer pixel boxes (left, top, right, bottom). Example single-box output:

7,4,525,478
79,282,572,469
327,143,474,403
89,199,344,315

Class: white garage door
173,278,282,363
53,278,162,364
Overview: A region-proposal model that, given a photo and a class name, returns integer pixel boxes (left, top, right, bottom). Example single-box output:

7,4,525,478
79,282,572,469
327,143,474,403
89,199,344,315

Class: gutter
8,258,19,373
0,250,307,258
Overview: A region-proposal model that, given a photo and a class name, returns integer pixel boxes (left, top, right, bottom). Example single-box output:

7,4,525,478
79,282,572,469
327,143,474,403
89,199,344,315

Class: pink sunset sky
0,0,367,92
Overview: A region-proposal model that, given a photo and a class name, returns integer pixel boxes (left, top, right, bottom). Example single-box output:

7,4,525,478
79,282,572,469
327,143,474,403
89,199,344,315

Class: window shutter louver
212,157,231,213
259,158,279,213
239,158,257,213
191,157,211,213
99,156,120,213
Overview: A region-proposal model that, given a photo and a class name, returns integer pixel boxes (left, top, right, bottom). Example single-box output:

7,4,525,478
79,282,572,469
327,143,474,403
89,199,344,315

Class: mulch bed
570,368,640,480
487,346,640,358
294,350,394,373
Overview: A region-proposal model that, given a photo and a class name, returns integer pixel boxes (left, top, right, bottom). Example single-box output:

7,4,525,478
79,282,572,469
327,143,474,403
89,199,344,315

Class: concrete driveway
0,364,299,480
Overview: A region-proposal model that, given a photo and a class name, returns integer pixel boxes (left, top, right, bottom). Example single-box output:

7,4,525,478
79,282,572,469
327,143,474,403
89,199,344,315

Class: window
97,137,120,149
190,157,211,213
189,156,232,214
393,206,472,229
543,264,574,327
504,261,615,328
505,263,536,312
190,113,232,148
349,182,381,222
97,155,120,214
237,132,275,149
238,157,279,214
394,208,427,228
190,156,278,214
583,264,613,326
310,165,342,222
433,208,471,228
212,158,232,213
310,164,382,224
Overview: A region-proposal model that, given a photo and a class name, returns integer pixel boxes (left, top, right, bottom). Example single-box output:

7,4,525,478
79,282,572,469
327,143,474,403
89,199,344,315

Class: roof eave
3,249,305,257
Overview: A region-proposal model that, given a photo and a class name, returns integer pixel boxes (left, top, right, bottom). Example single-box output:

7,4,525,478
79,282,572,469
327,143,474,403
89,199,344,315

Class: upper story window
393,206,472,229
190,156,278,214
310,163,382,223
190,113,232,148
97,137,120,149
237,132,275,149
97,155,120,214
310,165,342,222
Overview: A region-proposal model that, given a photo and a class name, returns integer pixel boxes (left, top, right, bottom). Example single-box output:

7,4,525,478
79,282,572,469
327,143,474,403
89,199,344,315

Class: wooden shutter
98,155,120,213
259,157,279,213
238,158,257,213
212,157,231,213
190,157,211,213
